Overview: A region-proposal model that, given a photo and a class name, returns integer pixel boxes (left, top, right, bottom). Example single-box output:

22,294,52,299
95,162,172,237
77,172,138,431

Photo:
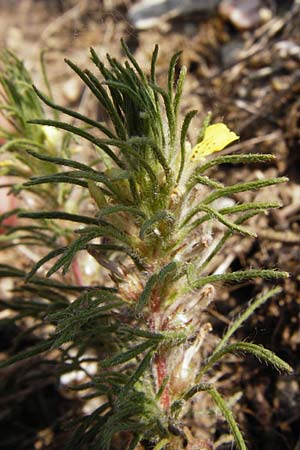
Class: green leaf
168,51,181,101
197,342,292,381
197,209,274,272
196,153,276,174
87,243,146,270
28,118,124,168
26,149,99,172
140,210,175,240
102,340,156,367
187,175,224,190
136,272,158,315
183,384,247,450
177,110,198,183
19,211,101,226
0,339,54,368
212,287,282,355
25,246,67,280
202,177,288,206
32,84,117,139
136,262,178,314
47,231,102,276
190,269,289,291
66,56,127,140
123,349,154,390
174,65,187,121
196,111,212,144
180,204,256,237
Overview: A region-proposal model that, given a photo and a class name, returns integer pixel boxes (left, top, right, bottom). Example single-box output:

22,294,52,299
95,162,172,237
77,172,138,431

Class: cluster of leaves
0,50,82,255
0,42,292,450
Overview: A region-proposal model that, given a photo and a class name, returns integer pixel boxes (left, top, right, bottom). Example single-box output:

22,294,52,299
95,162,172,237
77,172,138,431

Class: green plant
0,42,292,450
0,50,73,202
0,50,90,283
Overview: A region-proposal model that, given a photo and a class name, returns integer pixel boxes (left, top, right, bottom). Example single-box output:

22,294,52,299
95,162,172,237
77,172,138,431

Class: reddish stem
149,290,170,410
0,185,18,234
155,352,170,410
72,257,84,286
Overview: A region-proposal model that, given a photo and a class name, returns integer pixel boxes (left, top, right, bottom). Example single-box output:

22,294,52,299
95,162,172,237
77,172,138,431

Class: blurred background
0,1,299,449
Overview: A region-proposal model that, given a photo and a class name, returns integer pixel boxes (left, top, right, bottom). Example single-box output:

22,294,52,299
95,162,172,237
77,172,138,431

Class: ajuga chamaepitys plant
0,50,87,283
0,41,292,450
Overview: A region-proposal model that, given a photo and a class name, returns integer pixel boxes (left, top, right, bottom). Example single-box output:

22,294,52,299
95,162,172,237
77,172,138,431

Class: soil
0,1,299,449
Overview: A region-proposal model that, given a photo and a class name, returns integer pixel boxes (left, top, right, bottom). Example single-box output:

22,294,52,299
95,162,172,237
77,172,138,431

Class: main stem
150,287,170,410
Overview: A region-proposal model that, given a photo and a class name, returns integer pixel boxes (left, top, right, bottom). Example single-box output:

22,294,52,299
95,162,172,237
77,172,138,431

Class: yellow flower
0,160,12,167
190,123,239,162
0,160,12,174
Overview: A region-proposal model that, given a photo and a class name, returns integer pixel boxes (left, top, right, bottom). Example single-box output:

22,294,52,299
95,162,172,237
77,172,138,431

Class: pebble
128,0,220,30
274,40,300,59
219,0,271,30
62,76,82,103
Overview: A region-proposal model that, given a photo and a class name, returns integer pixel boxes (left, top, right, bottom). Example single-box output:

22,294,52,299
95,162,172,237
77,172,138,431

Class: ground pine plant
0,41,292,450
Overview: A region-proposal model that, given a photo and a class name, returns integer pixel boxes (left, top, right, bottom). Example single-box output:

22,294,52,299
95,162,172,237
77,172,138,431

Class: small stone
128,0,219,30
219,0,265,30
259,7,272,23
272,76,291,91
274,40,300,59
63,77,82,103
6,27,23,51
221,39,244,65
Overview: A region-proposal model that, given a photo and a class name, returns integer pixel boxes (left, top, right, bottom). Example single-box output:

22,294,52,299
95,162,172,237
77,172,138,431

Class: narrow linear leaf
0,208,21,224
32,85,117,139
0,339,54,368
213,287,282,355
47,232,101,277
190,269,289,291
24,173,88,188
150,44,159,85
174,65,187,120
121,38,148,85
19,211,102,226
197,342,292,381
140,210,175,240
156,376,170,401
188,175,224,190
219,201,281,216
28,118,124,168
118,325,164,341
202,177,288,205
168,51,181,101
177,109,198,183
183,384,247,450
102,340,155,368
196,111,212,144
87,244,146,270
128,136,171,181
25,246,67,280
136,262,178,314
136,273,158,315
181,204,256,237
197,210,271,272
123,349,154,390
197,153,276,174
26,149,98,173
157,261,178,283
66,57,127,139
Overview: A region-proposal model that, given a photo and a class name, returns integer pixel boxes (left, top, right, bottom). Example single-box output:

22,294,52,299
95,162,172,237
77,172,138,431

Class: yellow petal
0,160,12,167
190,123,239,162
